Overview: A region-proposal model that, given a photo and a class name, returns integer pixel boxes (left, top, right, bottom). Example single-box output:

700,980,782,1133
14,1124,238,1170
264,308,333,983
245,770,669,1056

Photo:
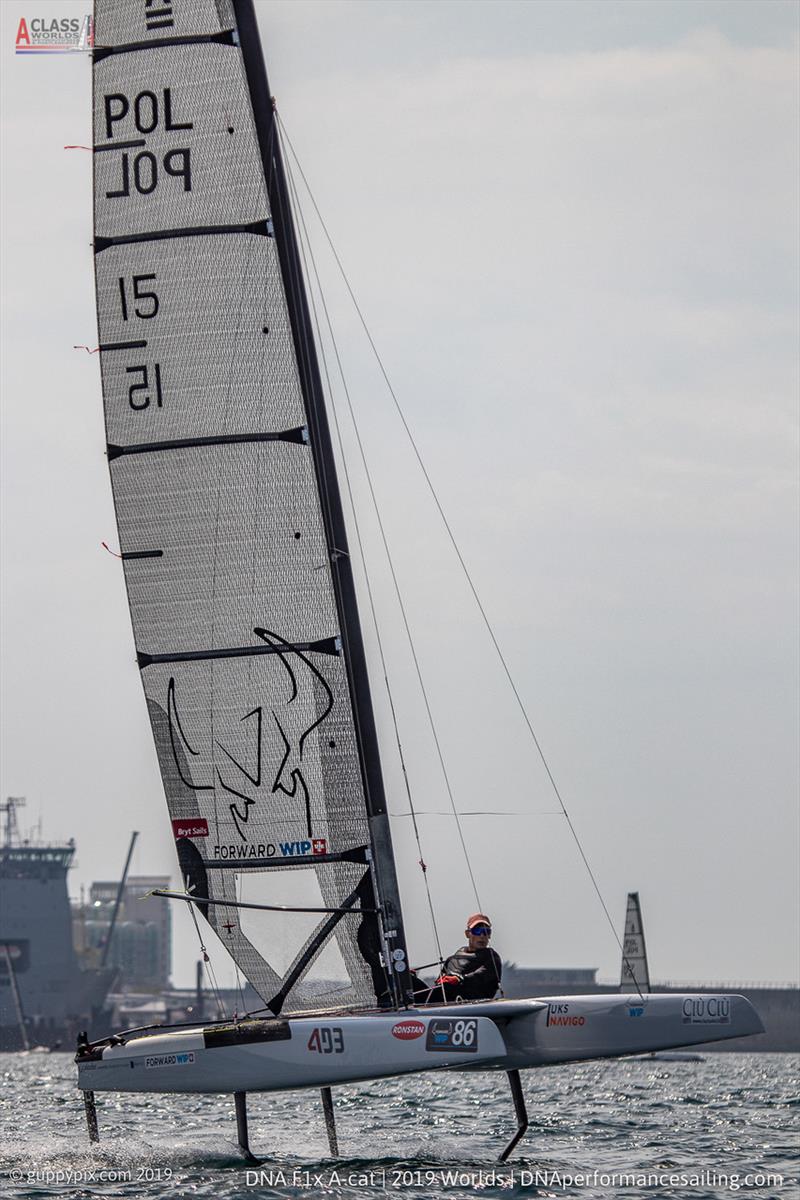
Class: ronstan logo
391,1020,425,1041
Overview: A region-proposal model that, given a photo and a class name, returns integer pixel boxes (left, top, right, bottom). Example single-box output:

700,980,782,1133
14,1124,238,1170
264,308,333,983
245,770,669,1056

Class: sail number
127,363,164,410
424,1018,479,1053
107,148,192,199
307,1027,344,1054
119,274,159,321
102,87,194,200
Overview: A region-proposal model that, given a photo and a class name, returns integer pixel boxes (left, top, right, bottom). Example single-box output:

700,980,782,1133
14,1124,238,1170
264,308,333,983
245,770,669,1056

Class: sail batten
94,220,272,251
93,0,409,1011
137,636,341,668
107,427,307,460
93,31,238,63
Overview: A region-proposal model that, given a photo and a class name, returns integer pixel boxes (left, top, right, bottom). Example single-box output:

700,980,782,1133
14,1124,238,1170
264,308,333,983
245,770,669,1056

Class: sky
1,0,798,993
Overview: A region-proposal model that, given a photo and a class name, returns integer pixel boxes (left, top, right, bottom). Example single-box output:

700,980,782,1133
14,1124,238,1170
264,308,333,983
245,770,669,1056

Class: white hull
77,992,762,1095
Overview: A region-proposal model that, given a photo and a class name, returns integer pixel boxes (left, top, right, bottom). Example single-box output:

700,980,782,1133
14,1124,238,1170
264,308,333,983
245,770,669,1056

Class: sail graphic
92,0,409,1012
619,891,650,994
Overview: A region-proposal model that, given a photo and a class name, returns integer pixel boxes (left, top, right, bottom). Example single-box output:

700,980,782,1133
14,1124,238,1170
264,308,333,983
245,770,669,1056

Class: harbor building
72,876,172,993
0,800,115,1050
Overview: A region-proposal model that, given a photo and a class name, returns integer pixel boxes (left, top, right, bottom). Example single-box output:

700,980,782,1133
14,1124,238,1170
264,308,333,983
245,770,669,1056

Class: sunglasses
469,925,492,936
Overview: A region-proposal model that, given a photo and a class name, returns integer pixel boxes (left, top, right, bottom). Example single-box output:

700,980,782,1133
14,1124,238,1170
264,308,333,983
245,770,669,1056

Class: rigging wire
279,124,450,963
278,119,484,916
277,114,642,997
391,810,563,817
185,896,227,1020
281,117,482,912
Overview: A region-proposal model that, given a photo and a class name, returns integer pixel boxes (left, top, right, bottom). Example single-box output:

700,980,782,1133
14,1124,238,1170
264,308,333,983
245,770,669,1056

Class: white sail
92,0,409,1015
620,891,651,994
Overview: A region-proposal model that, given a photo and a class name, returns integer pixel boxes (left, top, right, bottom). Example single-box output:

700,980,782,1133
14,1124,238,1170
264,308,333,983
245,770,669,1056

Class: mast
1,944,29,1052
100,830,138,969
232,0,410,1000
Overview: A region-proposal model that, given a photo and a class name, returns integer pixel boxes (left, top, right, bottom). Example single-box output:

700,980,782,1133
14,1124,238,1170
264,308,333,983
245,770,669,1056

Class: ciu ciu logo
166,629,334,841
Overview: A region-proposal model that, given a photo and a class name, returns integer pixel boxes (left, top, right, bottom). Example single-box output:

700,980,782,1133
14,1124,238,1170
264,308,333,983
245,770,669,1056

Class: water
1,1053,797,1198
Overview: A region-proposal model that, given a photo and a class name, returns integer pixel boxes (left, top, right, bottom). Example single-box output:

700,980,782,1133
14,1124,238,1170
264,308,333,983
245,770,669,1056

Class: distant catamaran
619,892,704,1063
76,0,763,1161
620,891,650,995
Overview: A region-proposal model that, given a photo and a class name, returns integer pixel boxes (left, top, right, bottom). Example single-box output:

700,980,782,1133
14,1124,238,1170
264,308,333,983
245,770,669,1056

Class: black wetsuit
442,946,502,1000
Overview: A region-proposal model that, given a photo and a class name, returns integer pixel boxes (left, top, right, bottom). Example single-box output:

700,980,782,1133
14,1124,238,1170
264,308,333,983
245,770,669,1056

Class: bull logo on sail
165,627,334,844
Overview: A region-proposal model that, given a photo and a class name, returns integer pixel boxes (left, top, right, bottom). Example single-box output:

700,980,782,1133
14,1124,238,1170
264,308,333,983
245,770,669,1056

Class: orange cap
466,913,492,930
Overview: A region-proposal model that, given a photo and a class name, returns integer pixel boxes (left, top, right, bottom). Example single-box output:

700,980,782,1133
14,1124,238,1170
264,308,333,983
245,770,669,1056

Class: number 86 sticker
425,1018,479,1052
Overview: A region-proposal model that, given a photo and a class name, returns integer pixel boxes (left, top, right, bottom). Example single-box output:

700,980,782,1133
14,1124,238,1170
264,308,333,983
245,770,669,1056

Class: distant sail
619,892,650,993
92,0,408,1014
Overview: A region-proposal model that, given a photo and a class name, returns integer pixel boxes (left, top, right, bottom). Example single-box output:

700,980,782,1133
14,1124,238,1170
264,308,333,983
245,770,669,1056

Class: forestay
92,0,408,1014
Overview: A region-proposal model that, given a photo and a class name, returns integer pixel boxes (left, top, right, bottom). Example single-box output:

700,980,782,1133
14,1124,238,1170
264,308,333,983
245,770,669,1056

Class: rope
276,115,642,1000
186,896,227,1019
233,877,247,1021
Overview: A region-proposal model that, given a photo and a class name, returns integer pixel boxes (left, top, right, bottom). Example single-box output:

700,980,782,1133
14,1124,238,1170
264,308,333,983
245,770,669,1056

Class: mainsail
619,891,650,994
92,0,409,1013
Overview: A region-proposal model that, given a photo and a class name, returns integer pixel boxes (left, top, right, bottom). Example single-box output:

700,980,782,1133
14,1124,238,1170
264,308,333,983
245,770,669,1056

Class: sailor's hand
436,974,461,986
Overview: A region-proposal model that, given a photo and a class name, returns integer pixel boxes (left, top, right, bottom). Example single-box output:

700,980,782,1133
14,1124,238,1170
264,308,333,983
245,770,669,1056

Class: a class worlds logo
15,15,93,54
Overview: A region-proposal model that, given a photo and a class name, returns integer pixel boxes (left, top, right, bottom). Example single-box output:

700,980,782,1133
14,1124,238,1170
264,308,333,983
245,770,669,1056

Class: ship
0,798,116,1051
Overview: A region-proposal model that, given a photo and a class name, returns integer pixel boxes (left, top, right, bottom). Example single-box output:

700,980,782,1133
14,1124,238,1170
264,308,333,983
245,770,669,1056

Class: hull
498,993,760,1067
76,992,762,1094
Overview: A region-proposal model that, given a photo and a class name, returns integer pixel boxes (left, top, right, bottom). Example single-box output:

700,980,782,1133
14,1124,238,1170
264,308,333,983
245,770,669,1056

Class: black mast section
232,0,410,1005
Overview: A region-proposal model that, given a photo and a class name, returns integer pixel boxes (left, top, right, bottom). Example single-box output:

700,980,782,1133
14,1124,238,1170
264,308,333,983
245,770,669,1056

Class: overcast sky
1,0,797,993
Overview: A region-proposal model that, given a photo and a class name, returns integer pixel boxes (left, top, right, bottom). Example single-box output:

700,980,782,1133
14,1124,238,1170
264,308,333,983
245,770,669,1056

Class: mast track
107,428,308,461
94,220,272,254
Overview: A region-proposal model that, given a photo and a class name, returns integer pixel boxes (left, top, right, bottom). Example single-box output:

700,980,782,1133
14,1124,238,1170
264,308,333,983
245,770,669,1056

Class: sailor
431,913,502,1002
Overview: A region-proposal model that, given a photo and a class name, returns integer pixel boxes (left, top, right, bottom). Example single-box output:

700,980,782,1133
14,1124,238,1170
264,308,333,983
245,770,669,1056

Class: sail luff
231,0,410,1001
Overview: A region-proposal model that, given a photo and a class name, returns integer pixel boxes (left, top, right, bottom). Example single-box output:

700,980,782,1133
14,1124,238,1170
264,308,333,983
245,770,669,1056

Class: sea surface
0,1053,797,1199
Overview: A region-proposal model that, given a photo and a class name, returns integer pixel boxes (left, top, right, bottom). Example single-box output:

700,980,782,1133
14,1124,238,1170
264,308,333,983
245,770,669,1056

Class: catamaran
620,892,705,1063
75,0,763,1161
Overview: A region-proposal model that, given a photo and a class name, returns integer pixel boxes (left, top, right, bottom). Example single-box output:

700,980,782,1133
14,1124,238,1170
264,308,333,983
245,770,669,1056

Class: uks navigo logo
15,15,93,54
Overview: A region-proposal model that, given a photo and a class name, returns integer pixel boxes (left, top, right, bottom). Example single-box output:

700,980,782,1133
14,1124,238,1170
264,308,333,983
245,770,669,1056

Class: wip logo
15,15,93,53
279,839,327,857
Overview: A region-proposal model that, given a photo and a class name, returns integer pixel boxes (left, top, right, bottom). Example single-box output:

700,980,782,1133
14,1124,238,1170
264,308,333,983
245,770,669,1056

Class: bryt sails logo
15,15,93,53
